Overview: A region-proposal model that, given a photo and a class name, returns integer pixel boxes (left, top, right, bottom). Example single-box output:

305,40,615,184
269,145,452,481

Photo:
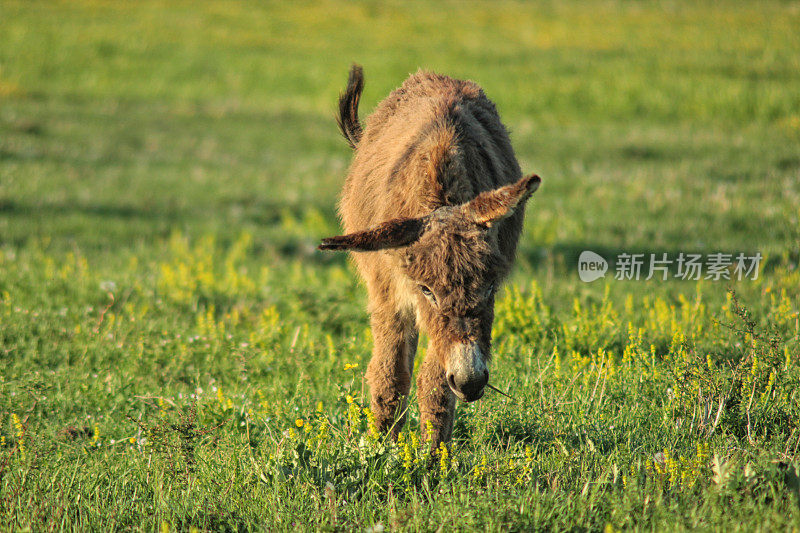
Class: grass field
1,1,800,530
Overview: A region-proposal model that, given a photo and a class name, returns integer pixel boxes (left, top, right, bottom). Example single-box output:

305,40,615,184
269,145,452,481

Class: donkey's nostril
447,373,457,391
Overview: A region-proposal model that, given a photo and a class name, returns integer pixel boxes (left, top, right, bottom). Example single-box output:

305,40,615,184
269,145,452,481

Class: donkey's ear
318,216,427,252
462,174,541,226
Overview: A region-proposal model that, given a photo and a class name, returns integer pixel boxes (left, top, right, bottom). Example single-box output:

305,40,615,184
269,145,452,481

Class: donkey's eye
419,285,437,304
484,282,495,299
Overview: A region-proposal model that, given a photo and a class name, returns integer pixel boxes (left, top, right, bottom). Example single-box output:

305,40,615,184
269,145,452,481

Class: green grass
1,1,799,530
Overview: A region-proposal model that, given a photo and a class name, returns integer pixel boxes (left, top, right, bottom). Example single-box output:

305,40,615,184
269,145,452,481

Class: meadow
1,1,799,530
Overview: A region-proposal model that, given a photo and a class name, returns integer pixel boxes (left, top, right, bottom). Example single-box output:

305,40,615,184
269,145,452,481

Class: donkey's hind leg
365,306,418,438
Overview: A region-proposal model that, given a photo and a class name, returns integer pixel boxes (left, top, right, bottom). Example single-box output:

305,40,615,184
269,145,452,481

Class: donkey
320,65,540,447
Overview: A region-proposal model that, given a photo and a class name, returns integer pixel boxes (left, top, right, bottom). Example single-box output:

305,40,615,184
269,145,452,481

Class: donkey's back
338,68,523,239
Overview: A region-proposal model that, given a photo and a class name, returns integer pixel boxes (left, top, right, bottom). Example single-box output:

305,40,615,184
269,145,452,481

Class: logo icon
578,251,608,282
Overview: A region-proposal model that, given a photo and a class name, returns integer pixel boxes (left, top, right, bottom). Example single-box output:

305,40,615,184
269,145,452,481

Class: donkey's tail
337,64,364,150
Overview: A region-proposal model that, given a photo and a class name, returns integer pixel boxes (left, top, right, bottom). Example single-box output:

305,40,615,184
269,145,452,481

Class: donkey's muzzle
446,343,489,402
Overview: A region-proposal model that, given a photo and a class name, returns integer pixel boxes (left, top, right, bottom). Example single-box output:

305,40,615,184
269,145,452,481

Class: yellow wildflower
438,441,450,476
425,420,435,442
363,407,379,439
402,438,414,483
12,414,25,458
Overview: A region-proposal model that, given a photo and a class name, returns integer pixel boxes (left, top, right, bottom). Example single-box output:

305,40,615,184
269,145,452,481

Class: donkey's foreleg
366,308,417,438
416,355,456,450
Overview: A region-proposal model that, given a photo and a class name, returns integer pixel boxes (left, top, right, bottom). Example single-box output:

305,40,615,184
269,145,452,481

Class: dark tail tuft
336,64,364,150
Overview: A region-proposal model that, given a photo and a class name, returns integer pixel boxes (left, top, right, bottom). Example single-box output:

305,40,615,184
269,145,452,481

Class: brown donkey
320,65,540,447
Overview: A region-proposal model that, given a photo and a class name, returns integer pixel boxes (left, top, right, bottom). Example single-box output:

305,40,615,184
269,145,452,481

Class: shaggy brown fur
320,65,540,448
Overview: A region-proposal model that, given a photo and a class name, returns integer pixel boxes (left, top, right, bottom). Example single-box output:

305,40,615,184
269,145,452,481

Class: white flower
99,280,117,292
653,452,666,466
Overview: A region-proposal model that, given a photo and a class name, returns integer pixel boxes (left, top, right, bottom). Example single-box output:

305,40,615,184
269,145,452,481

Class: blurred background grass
2,0,798,264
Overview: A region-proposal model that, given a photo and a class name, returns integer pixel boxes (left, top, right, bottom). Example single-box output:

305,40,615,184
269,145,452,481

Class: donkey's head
320,174,540,402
